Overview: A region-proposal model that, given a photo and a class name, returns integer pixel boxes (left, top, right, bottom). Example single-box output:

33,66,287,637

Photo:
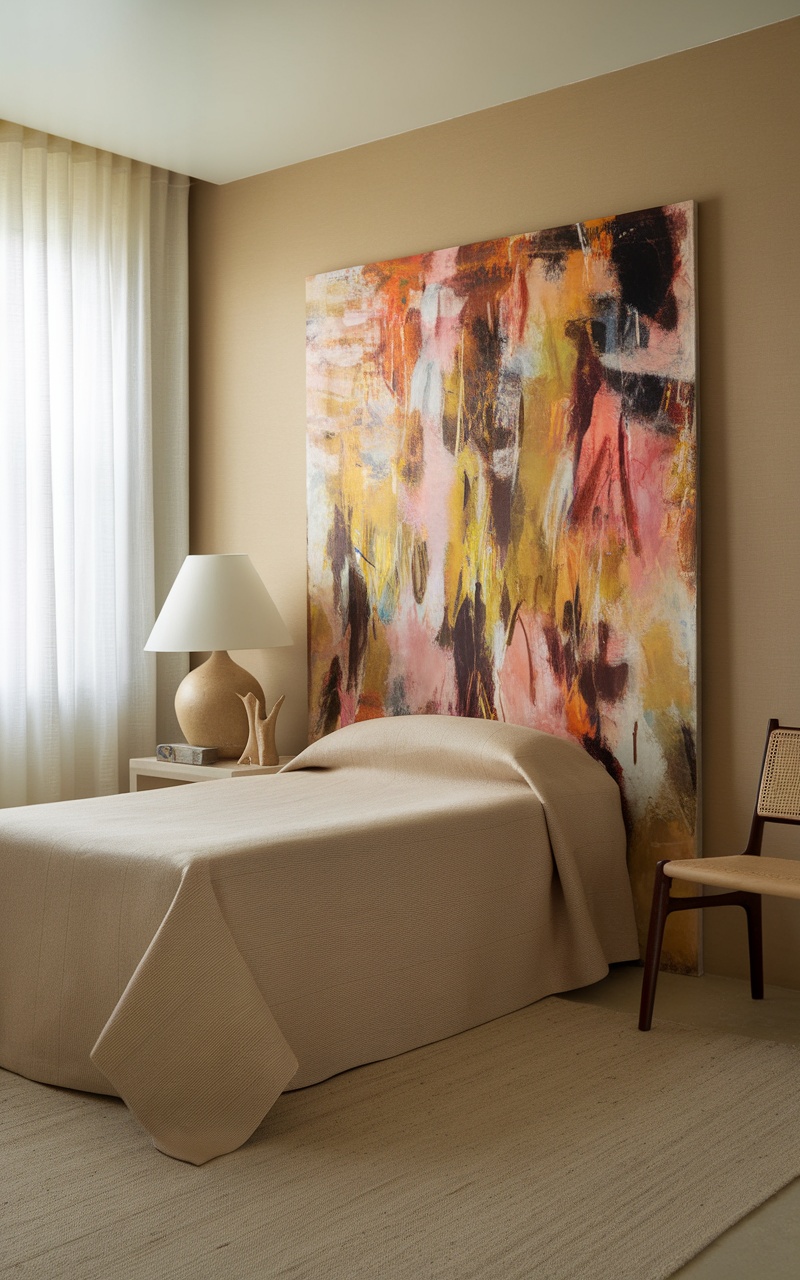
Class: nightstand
129,756,295,792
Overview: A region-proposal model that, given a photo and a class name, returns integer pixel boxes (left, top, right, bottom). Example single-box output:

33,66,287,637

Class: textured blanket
0,715,637,1162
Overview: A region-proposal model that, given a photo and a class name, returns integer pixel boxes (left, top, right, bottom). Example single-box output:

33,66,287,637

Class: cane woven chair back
756,727,800,821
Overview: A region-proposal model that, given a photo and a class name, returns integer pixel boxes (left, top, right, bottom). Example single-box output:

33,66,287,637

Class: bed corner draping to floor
0,716,638,1163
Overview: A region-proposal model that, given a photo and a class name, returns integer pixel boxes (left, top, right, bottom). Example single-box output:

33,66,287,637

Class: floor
564,967,800,1279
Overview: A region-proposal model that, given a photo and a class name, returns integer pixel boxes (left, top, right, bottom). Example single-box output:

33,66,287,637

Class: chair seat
665,855,800,900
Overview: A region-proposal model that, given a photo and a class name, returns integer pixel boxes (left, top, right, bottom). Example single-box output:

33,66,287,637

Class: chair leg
743,893,764,1000
638,861,673,1031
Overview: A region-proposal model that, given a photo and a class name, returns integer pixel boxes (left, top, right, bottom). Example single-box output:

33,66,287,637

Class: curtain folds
0,122,189,806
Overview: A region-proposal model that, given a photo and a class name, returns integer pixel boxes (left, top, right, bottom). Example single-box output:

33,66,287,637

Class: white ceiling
1,0,798,185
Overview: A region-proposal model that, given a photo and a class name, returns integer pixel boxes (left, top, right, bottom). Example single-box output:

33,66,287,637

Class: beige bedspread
0,716,638,1163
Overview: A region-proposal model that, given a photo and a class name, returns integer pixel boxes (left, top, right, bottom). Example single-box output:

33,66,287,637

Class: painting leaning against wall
306,203,698,970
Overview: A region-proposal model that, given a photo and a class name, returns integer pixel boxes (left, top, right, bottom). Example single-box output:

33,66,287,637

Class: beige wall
189,19,800,985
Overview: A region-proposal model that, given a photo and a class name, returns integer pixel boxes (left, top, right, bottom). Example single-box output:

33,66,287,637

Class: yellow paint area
641,620,692,716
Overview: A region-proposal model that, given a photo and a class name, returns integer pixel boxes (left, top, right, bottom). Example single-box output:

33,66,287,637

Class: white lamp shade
145,554,292,653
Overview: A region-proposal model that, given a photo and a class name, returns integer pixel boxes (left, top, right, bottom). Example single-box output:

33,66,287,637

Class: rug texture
2,997,800,1279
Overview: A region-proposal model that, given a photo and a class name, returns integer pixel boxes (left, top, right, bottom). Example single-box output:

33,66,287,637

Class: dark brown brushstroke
453,583,496,719
316,656,342,737
681,720,697,791
575,610,630,742
400,409,425,487
436,610,453,650
526,223,582,276
346,561,370,693
569,435,611,529
566,320,603,459
326,505,350,622
490,473,513,558
609,206,679,329
583,731,632,837
411,537,429,605
500,581,511,631
542,622,566,685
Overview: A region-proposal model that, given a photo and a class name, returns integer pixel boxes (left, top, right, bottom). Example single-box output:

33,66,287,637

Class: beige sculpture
237,692,285,767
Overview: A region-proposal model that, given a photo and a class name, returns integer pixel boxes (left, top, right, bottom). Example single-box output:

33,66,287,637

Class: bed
0,715,638,1163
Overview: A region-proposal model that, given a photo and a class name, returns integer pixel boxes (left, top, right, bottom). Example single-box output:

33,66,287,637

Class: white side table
129,756,295,792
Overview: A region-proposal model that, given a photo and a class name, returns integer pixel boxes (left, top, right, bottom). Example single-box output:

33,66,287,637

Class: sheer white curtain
0,122,189,806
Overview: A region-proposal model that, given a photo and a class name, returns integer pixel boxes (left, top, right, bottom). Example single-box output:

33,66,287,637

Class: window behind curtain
0,122,189,806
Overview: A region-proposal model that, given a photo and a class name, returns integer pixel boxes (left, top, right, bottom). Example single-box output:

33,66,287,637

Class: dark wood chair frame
639,718,800,1031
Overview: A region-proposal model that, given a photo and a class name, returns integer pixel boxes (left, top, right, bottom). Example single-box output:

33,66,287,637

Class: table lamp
145,554,292,758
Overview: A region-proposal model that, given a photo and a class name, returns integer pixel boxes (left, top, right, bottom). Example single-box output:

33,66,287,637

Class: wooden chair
639,718,800,1031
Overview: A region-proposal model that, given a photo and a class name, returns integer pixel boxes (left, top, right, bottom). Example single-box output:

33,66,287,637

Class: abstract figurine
237,692,285,767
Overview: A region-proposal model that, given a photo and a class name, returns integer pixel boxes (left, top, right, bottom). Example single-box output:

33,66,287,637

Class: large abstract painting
306,203,698,968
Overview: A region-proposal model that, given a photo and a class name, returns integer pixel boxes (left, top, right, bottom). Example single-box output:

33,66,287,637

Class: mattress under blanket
0,716,638,1163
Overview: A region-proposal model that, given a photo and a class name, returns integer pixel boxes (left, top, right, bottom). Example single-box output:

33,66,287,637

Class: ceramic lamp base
174,650,264,759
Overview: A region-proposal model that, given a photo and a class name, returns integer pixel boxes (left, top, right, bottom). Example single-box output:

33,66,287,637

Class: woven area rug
3,997,800,1279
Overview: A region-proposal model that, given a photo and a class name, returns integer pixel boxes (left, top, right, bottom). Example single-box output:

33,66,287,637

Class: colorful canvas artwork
306,204,698,967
